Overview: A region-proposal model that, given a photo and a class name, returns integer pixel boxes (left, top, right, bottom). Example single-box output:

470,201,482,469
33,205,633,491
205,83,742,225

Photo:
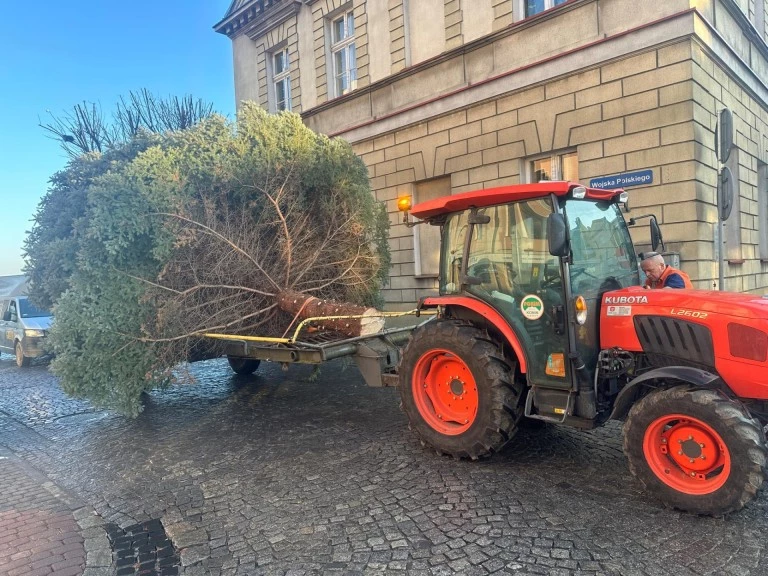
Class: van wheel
227,356,261,375
15,342,30,368
398,319,524,459
624,387,767,515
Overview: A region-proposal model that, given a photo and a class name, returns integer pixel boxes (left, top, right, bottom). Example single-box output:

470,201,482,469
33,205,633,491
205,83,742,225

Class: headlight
24,329,45,338
574,296,588,325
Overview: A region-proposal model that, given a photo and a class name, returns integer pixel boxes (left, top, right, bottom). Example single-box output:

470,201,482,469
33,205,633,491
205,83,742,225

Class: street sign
589,169,653,189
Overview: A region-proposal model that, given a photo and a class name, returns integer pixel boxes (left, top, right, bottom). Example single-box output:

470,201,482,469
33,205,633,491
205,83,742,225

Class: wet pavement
0,352,766,576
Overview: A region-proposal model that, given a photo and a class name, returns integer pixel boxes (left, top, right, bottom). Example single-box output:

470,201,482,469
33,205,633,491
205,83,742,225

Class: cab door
463,200,571,390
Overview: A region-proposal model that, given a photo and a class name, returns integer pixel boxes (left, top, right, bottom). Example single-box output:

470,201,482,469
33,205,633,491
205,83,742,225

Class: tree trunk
277,289,385,338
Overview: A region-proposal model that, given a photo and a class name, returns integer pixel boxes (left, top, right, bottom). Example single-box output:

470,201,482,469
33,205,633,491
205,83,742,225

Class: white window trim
329,8,357,97
266,46,291,113
272,48,291,112
514,0,569,22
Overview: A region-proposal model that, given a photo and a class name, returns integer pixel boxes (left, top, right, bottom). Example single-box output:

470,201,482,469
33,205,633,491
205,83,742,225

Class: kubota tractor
397,181,768,515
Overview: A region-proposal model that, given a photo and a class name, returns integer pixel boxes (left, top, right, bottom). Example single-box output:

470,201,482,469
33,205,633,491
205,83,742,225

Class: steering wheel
468,258,521,299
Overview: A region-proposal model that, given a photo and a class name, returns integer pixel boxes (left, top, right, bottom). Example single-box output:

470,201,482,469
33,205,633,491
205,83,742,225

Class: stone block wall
389,0,407,74
351,41,724,306
692,41,768,292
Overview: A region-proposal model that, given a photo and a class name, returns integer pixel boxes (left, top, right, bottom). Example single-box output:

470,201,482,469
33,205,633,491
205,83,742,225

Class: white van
0,296,53,367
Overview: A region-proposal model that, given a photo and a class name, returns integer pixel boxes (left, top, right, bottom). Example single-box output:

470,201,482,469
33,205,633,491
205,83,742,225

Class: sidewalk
0,448,113,576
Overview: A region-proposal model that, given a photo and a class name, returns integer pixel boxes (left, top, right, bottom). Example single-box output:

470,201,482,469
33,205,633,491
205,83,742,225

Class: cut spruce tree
31,103,390,416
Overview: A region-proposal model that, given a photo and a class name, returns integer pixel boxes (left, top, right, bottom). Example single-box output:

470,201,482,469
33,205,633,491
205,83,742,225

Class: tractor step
524,388,596,428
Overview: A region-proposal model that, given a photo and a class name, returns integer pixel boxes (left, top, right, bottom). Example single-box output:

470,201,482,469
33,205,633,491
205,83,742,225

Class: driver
640,252,692,289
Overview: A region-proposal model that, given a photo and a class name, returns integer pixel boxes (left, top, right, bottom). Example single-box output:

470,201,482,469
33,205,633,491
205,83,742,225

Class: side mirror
547,213,569,257
1,312,9,322
650,216,664,252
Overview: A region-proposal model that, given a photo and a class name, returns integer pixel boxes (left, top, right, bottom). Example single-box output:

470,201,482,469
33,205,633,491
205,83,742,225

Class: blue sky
0,1,235,275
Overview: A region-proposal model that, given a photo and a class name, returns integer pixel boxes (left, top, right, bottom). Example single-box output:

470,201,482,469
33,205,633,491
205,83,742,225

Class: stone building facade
216,0,768,308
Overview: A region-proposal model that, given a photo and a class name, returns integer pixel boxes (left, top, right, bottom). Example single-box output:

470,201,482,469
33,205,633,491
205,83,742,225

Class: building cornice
214,0,304,39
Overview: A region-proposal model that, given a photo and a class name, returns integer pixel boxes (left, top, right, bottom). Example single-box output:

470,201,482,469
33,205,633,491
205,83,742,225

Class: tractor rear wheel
623,387,767,515
398,320,524,459
227,357,261,375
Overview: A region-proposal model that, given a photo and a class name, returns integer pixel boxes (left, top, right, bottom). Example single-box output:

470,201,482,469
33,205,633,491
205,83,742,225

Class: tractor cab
408,182,640,422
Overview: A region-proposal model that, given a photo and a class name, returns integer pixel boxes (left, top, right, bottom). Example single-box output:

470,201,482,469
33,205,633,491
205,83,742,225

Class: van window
18,298,50,318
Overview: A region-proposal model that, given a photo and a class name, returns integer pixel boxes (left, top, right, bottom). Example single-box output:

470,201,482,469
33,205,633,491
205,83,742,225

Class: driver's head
640,252,666,282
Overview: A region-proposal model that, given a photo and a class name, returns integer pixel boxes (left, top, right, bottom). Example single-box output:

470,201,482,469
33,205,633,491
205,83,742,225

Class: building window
413,177,451,277
270,48,291,112
525,151,579,183
517,0,569,19
331,9,357,96
758,161,768,260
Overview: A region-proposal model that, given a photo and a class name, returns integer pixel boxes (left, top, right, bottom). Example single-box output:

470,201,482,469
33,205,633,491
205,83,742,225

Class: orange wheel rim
412,349,478,435
642,413,731,495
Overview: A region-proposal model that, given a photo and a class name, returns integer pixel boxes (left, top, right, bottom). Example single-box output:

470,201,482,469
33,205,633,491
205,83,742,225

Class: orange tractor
397,181,768,515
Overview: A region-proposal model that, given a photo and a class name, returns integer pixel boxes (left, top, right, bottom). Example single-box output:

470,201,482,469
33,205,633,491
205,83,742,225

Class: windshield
19,298,51,318
564,200,639,295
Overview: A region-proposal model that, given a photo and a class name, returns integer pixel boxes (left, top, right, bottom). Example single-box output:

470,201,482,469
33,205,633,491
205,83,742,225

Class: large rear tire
623,387,767,515
398,320,524,459
227,356,261,375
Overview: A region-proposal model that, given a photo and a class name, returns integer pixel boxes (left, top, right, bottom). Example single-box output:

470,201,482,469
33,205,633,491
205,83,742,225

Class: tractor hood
600,286,768,321
599,286,768,401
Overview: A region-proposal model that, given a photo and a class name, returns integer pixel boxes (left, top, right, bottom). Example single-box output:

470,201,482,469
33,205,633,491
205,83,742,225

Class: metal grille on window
331,11,356,96
273,49,291,111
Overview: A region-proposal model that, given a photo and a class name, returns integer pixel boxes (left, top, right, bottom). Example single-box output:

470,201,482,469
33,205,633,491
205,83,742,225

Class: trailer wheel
227,357,261,375
15,342,30,368
623,387,767,515
398,320,524,459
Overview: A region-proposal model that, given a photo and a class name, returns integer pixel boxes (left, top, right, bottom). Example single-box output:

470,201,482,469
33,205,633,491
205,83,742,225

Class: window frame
413,178,451,278
329,9,357,97
515,0,570,21
522,150,579,184
269,47,291,112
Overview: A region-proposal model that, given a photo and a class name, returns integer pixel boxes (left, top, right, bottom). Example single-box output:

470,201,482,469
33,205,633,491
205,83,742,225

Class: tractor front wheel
623,387,767,515
398,320,524,459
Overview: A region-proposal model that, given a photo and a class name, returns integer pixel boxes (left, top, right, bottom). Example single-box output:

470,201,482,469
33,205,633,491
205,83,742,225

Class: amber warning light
397,196,412,212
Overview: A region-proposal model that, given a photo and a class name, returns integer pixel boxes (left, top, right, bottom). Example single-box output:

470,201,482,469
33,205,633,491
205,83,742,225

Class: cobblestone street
0,353,766,576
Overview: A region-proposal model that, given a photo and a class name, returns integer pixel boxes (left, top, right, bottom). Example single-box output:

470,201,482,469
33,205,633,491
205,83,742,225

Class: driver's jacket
644,265,693,289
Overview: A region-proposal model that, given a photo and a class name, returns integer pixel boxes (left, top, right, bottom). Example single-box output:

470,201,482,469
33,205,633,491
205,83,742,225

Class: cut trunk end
277,290,385,338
